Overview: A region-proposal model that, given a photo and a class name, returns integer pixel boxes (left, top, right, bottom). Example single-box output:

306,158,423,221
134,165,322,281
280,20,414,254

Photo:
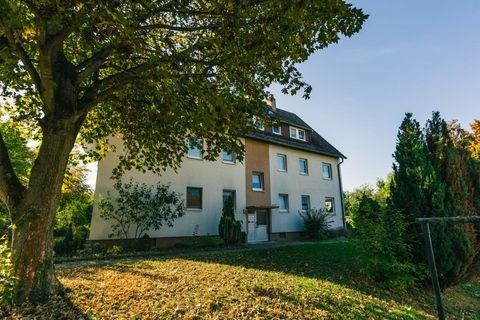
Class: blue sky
269,0,480,191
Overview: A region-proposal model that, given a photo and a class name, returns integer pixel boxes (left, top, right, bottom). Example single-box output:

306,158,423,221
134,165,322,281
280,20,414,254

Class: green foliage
390,112,480,285
218,198,241,245
84,242,107,255
0,121,35,184
107,245,124,255
0,235,14,301
351,195,416,291
0,1,368,179
0,121,35,225
99,179,185,240
54,166,93,255
299,208,333,240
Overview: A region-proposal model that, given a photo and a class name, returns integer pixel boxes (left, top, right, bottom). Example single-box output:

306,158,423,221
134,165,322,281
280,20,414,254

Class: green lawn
1,241,479,319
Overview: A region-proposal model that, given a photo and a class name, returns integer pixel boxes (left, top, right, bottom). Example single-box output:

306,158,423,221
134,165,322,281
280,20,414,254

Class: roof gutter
337,157,346,231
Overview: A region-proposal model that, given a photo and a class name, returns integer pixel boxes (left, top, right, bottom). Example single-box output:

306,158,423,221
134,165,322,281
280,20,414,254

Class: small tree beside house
99,179,185,250
218,197,241,245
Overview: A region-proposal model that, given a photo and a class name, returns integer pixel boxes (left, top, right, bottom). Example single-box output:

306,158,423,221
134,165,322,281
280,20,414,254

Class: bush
83,242,107,255
136,234,153,251
99,179,185,240
299,208,333,240
54,237,68,256
107,245,124,255
351,195,416,291
218,198,241,245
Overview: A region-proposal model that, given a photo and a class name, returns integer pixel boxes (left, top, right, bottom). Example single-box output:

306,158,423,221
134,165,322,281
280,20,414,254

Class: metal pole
421,222,445,320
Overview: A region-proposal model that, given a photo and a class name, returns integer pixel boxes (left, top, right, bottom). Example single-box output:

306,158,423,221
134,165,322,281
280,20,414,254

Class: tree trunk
10,119,81,303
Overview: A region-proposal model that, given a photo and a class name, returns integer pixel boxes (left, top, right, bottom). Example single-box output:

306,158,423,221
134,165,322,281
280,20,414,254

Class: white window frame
272,125,282,135
278,194,289,212
325,197,335,214
299,158,308,175
187,139,203,159
252,172,264,191
222,149,235,164
277,154,287,172
301,195,311,212
289,126,306,141
322,162,333,180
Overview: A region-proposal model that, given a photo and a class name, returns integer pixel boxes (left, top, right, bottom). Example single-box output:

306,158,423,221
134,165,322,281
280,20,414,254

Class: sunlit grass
1,241,479,319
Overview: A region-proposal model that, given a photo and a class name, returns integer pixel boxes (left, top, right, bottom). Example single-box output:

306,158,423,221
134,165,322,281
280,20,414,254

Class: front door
247,209,269,242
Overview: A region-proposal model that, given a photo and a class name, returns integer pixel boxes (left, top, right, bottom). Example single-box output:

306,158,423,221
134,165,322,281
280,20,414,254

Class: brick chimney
267,94,276,111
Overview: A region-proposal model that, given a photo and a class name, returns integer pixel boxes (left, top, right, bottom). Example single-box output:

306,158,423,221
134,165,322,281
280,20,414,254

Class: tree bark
10,118,81,303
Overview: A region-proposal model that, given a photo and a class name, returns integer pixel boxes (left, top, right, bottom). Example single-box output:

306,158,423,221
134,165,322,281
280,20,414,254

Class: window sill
222,160,236,165
186,208,202,211
252,188,264,192
299,172,308,176
187,155,203,160
277,169,287,173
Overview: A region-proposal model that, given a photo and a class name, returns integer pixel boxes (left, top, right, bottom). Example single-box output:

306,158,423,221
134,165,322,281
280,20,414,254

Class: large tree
0,0,367,303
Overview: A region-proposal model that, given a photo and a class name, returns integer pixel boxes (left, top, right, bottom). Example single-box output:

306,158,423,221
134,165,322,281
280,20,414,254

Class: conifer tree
390,113,435,259
391,112,480,284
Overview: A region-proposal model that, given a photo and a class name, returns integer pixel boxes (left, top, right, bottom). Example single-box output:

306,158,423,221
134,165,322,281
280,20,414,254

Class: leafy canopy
0,1,367,176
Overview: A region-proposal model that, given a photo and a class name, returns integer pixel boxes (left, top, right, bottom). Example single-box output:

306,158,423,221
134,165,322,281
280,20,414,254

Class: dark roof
245,107,346,159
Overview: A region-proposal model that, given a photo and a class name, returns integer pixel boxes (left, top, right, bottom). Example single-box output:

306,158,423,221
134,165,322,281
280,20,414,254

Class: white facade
268,144,343,233
89,134,345,242
89,136,247,240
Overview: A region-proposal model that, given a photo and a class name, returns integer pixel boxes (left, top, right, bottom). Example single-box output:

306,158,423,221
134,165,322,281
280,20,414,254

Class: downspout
337,157,346,230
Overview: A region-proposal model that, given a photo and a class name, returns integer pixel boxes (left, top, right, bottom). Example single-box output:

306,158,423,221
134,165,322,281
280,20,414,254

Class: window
222,149,235,164
289,126,306,141
299,158,308,175
252,172,264,191
253,116,264,131
186,187,202,209
325,197,335,213
322,163,333,180
277,154,287,172
272,125,282,135
223,190,236,210
256,210,268,226
187,139,202,159
278,194,289,212
301,195,310,212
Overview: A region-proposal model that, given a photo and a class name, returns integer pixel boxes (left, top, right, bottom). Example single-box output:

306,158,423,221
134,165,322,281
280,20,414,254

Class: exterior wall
268,144,343,233
89,136,246,240
244,138,271,207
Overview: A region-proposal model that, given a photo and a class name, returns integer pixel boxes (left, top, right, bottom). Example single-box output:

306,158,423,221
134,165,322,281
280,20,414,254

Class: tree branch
0,131,25,214
138,23,218,32
76,45,115,84
76,62,152,117
0,15,42,92
49,6,89,49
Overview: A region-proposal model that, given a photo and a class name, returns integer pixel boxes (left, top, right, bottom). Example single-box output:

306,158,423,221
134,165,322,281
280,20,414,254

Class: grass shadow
0,293,90,320
176,241,435,314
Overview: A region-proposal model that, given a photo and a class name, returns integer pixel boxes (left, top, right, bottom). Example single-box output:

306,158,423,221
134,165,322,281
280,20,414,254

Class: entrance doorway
247,209,269,242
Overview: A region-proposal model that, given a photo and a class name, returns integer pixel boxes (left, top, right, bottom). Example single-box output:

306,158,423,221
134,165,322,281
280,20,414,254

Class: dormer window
251,116,264,131
290,126,306,141
272,125,282,135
